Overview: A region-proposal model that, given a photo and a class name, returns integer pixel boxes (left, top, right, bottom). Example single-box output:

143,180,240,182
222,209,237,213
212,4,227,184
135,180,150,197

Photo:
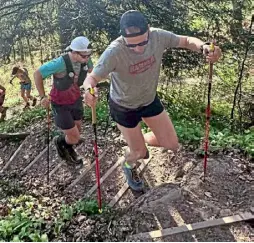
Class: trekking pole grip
210,42,215,52
208,42,215,81
90,88,97,124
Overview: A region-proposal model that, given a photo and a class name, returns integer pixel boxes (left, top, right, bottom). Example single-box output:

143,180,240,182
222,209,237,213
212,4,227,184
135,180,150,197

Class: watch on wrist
200,42,211,53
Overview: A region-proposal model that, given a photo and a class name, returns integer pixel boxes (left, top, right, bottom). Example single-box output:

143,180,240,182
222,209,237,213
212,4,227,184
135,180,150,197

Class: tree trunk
12,45,16,62
19,39,24,62
39,32,43,64
26,37,34,66
230,0,244,43
230,15,254,126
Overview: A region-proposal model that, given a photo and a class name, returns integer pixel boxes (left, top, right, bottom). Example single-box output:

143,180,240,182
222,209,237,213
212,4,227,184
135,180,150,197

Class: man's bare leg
142,110,179,153
117,123,147,168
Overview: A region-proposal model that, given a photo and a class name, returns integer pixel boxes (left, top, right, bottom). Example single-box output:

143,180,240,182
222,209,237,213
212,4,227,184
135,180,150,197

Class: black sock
58,135,72,149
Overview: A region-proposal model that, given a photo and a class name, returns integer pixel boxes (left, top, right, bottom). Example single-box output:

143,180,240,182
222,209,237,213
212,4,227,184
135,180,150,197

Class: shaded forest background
0,0,253,156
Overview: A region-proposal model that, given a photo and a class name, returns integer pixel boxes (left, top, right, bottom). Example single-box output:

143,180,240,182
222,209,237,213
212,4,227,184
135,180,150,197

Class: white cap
65,36,92,52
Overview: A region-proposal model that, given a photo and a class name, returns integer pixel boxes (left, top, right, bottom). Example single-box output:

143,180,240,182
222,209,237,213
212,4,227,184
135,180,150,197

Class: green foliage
83,99,109,125
0,179,24,200
0,107,46,133
210,129,254,156
0,195,49,242
172,117,254,157
75,199,107,215
161,89,254,158
189,16,208,31
53,199,108,237
0,195,107,242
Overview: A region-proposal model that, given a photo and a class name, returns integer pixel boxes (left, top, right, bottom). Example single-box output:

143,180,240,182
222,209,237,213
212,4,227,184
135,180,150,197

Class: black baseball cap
120,10,148,37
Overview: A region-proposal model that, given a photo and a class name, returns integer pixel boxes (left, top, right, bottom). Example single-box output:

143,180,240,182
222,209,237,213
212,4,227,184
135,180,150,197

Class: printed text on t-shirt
129,55,156,74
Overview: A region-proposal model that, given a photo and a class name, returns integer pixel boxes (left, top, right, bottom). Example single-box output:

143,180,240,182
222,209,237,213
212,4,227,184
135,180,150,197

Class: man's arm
83,71,103,91
83,48,117,90
34,69,46,98
177,36,204,52
83,47,116,107
34,56,65,98
158,29,207,53
177,35,221,62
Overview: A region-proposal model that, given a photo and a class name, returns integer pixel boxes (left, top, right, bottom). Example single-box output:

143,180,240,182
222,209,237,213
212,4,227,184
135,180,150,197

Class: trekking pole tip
98,208,103,214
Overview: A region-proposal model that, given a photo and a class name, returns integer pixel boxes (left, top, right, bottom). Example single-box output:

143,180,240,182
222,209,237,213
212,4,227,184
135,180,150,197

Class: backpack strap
62,54,88,86
77,63,88,87
62,54,75,77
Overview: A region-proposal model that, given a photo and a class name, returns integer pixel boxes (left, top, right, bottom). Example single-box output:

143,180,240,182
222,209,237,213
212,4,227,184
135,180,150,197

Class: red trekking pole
90,88,102,213
203,42,215,180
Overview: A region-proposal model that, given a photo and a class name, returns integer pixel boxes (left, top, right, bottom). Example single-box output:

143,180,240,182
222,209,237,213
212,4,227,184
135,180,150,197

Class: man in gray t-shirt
83,10,222,191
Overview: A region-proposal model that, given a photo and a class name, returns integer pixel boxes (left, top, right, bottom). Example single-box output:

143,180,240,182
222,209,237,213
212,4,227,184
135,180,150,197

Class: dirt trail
0,118,253,241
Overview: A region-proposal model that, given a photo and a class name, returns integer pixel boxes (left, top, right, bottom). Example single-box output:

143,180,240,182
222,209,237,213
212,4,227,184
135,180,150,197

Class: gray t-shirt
93,28,180,109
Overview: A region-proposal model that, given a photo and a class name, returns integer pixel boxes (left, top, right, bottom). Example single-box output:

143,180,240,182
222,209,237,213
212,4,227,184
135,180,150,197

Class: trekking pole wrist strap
85,87,91,93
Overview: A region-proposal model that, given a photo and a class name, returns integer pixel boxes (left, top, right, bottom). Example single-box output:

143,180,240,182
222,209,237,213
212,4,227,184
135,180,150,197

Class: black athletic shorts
109,94,164,128
51,97,83,130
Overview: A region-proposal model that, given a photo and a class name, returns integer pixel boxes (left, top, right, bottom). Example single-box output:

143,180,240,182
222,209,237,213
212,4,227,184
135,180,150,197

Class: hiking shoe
23,102,30,110
122,162,144,191
0,107,8,121
0,107,8,120
53,136,68,159
53,136,82,165
66,146,83,165
32,97,37,106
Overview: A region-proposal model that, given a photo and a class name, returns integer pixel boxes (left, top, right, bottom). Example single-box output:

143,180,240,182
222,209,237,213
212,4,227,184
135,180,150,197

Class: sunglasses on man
77,52,92,59
125,33,149,48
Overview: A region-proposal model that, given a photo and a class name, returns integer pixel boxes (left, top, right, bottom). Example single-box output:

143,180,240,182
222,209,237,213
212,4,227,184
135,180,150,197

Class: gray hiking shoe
122,162,144,191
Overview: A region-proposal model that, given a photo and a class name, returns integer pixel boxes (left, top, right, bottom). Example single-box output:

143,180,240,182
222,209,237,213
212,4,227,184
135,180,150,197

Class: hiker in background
34,36,93,165
83,10,222,191
10,66,37,109
0,84,8,121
